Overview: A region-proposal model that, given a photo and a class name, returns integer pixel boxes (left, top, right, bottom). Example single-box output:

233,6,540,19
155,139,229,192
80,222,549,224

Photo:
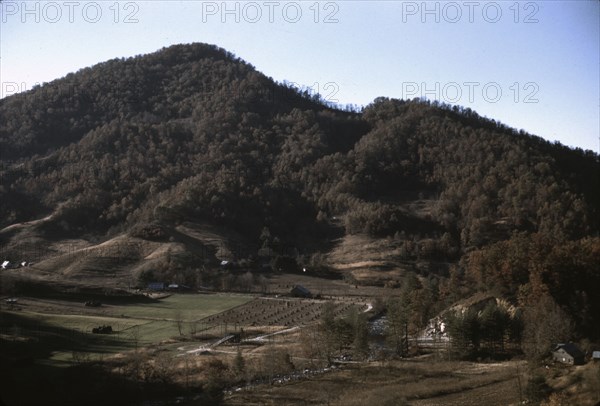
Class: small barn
553,343,585,365
291,285,312,298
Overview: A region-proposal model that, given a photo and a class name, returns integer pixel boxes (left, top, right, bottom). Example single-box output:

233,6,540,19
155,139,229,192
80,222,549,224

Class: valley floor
223,358,526,406
1,291,599,406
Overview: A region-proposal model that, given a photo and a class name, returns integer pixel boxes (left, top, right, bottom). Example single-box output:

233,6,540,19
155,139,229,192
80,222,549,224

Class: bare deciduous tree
130,325,141,351
174,310,184,336
522,295,572,363
232,347,245,380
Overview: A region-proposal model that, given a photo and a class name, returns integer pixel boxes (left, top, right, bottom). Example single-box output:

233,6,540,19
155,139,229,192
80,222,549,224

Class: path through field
245,326,300,342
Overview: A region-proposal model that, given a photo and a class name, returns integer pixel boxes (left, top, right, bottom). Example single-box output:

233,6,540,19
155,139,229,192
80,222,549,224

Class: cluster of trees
444,300,522,358
292,301,376,367
458,234,600,339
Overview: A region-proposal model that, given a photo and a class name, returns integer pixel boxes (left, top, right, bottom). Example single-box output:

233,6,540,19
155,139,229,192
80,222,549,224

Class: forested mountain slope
1,43,598,337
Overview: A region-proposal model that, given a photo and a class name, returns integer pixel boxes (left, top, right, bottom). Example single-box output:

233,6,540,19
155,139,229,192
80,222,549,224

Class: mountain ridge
1,42,598,338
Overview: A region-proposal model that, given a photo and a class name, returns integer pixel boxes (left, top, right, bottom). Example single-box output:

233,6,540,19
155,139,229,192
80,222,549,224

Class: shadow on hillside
6,275,157,304
0,310,213,406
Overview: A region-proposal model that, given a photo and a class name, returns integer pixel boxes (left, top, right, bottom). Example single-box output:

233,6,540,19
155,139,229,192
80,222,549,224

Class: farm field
223,359,527,406
108,293,253,322
203,297,368,328
0,293,368,363
0,293,254,363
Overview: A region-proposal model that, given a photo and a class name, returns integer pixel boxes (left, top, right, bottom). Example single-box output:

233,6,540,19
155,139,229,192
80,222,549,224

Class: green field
110,293,252,322
0,293,253,366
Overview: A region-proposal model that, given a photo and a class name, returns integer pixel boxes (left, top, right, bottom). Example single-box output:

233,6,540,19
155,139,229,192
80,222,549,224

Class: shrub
525,374,550,405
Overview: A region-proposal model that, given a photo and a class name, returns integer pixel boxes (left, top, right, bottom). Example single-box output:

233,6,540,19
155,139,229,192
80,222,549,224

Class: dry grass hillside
0,217,249,289
327,233,450,287
327,234,408,285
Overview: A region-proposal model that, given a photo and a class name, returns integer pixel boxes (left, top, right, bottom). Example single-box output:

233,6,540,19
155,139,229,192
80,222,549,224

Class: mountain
1,43,598,338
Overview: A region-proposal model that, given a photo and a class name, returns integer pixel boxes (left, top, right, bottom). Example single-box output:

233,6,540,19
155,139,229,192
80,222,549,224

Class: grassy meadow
0,293,253,365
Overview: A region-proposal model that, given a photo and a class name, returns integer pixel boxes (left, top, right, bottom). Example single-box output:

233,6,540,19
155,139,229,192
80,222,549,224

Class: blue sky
1,0,598,152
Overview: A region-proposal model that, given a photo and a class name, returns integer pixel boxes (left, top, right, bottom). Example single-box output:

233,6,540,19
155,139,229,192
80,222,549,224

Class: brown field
223,358,527,406
201,297,367,328
264,272,389,298
326,234,450,286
